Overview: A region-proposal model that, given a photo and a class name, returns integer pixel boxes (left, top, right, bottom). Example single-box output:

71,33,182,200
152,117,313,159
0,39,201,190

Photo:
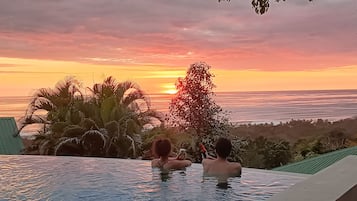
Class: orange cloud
0,1,356,96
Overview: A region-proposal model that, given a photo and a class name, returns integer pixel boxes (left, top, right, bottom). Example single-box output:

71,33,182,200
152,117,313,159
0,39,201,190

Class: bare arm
166,159,192,170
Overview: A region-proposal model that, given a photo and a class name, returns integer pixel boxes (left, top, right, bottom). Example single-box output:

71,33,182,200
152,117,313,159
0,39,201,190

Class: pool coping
267,155,357,201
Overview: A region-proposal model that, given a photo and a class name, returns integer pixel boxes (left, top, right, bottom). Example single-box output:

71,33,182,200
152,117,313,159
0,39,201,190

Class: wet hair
215,137,232,159
153,138,171,157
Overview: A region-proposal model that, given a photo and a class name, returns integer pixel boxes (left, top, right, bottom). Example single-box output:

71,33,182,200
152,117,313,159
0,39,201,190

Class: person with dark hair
202,137,241,184
151,138,192,170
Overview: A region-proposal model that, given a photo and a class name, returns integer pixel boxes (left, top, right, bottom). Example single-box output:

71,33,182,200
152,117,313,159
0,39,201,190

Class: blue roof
0,117,24,154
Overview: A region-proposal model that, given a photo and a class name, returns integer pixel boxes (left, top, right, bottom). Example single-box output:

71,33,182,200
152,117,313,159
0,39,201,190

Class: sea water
1,89,357,132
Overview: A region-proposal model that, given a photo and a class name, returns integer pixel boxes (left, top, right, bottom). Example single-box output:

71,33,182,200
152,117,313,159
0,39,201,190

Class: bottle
177,148,187,160
199,143,208,159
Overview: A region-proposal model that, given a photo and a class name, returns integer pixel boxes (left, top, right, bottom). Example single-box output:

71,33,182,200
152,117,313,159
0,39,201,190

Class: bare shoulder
231,162,241,168
202,158,214,166
202,159,208,165
202,159,215,173
229,162,242,176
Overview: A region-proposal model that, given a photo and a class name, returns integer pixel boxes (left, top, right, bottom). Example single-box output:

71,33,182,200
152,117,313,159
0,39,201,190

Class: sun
161,83,178,95
164,89,178,95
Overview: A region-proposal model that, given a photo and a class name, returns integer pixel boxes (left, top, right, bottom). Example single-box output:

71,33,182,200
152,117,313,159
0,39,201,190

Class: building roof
0,117,24,154
273,146,357,174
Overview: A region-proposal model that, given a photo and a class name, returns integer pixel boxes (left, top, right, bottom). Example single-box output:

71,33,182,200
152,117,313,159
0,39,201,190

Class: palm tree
84,76,163,158
37,76,163,158
18,77,83,155
18,76,83,134
20,76,162,158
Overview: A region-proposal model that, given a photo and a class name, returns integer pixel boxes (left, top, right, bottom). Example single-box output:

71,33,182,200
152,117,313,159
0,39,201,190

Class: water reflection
202,171,242,190
160,171,172,182
152,167,189,182
216,182,231,189
0,155,306,200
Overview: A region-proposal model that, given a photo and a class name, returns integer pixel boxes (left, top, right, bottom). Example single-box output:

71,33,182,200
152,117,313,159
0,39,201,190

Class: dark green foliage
230,118,357,165
263,139,291,168
81,130,107,156
20,76,162,158
55,139,82,156
236,136,292,169
141,126,194,160
104,121,120,137
62,125,86,138
311,140,324,154
82,118,100,131
51,122,70,133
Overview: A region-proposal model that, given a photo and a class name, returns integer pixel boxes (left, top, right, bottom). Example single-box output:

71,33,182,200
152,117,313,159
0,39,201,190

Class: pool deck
268,155,357,201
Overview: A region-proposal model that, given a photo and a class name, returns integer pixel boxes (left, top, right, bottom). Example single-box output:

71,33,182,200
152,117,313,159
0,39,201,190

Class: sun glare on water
161,83,178,95
164,89,178,95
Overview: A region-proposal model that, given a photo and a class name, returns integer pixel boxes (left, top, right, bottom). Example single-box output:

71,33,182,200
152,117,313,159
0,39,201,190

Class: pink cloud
0,0,356,71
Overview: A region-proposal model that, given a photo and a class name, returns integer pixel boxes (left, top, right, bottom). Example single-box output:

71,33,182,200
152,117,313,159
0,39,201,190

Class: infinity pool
0,155,307,200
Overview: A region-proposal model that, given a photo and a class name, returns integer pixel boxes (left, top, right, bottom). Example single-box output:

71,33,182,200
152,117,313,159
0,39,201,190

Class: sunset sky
0,0,357,96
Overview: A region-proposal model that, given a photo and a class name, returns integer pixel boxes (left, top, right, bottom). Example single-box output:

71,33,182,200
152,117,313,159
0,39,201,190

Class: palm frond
139,109,164,124
81,130,107,156
122,89,149,108
54,137,82,156
62,125,86,138
17,114,49,134
33,97,55,111
116,81,141,103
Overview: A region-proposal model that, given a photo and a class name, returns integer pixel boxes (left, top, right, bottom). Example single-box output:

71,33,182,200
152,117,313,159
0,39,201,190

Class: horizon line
2,88,357,98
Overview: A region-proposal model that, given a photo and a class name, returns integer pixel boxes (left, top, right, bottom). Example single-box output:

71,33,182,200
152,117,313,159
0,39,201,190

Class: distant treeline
141,118,357,169
229,118,357,144
226,118,357,168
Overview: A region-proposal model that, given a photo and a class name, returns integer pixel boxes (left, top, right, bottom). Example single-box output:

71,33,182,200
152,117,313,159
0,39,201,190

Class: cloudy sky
0,0,357,95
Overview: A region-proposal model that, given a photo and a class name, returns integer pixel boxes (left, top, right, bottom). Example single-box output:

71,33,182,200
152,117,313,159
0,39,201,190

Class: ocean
1,90,357,134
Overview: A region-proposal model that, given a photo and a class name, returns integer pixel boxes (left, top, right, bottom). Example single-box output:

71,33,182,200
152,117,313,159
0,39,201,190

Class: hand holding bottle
199,143,208,159
176,148,187,160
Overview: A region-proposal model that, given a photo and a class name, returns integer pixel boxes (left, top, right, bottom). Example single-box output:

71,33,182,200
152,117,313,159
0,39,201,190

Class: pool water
0,155,307,201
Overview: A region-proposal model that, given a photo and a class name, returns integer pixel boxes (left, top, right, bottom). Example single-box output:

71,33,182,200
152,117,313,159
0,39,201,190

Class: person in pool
202,137,242,184
151,138,192,170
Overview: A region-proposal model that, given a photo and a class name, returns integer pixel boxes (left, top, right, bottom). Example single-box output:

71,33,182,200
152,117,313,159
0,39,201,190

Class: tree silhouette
169,62,229,162
219,0,313,15
169,62,228,139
